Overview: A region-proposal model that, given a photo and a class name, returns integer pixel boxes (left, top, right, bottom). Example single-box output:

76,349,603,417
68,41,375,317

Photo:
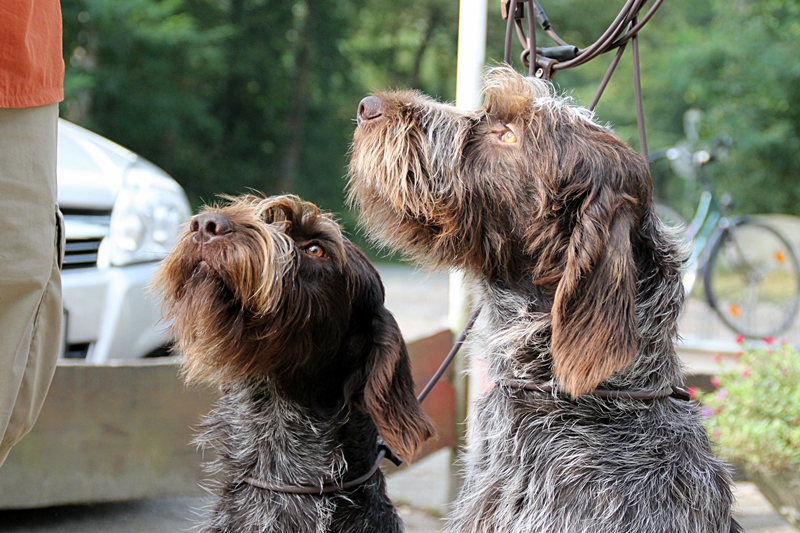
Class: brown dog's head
153,194,433,458
349,67,669,398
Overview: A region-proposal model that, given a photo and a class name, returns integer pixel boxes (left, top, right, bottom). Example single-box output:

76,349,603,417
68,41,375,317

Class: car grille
63,238,103,269
64,342,91,359
61,207,112,269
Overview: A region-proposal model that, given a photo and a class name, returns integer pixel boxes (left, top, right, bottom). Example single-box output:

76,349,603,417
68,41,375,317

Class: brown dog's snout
191,213,233,244
357,96,384,126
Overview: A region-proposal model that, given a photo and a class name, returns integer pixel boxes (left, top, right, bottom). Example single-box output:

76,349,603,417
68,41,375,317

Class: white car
57,119,192,362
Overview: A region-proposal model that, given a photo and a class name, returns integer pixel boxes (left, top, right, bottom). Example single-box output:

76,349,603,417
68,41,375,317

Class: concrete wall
0,331,454,509
0,358,215,509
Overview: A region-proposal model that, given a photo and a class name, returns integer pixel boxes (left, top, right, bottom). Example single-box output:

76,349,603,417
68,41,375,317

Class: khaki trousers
0,104,63,466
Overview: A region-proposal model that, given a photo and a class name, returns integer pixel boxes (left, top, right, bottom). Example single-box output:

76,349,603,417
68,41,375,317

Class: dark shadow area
0,497,204,533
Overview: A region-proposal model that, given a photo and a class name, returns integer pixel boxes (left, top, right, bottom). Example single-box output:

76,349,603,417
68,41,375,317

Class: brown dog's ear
358,308,435,461
551,185,639,398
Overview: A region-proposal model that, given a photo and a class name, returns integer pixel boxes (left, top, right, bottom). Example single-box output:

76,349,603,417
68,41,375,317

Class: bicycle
652,127,800,339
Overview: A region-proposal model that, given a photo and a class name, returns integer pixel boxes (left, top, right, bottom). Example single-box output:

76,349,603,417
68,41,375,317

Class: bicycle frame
660,138,728,296
681,190,720,295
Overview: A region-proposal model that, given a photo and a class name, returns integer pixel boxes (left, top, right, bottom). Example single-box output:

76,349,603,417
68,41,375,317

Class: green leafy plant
699,337,800,472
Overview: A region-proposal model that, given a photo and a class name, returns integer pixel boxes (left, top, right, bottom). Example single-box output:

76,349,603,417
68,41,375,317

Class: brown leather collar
242,441,402,495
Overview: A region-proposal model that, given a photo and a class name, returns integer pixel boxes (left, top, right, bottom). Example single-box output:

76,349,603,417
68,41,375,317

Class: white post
448,0,487,502
451,0,488,354
455,1,488,111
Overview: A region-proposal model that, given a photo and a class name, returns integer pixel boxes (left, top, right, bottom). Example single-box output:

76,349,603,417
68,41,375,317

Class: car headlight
100,159,191,267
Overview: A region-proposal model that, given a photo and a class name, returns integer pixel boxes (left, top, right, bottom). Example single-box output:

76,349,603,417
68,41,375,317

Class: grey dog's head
348,66,678,397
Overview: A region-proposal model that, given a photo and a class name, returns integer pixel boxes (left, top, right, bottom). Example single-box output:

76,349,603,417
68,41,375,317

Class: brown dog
153,194,433,533
348,67,739,533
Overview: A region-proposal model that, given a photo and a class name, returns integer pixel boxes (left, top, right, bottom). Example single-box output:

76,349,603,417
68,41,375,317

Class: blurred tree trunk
221,0,245,140
278,1,314,193
409,5,443,89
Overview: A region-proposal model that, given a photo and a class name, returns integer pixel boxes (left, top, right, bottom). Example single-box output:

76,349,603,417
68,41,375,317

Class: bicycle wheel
703,218,800,338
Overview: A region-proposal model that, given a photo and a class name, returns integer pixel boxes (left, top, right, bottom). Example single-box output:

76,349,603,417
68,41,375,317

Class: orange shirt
0,0,64,108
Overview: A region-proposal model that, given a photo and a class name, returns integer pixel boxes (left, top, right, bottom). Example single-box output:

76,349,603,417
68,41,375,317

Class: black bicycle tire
702,217,800,338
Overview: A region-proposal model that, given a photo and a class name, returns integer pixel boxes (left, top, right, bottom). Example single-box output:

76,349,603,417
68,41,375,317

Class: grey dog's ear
551,185,639,398
360,307,435,460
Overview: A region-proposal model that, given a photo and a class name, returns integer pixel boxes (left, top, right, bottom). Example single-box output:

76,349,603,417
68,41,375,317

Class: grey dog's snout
191,213,233,244
357,96,384,126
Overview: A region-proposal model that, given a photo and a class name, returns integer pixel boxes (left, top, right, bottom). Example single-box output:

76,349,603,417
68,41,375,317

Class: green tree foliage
61,0,800,223
61,0,459,226
684,0,800,216
515,0,800,217
62,0,235,203
343,0,457,100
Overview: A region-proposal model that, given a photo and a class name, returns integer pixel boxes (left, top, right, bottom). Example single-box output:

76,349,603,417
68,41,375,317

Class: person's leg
0,104,63,465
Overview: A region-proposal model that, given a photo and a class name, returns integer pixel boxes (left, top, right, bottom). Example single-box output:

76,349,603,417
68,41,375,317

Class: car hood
57,119,138,211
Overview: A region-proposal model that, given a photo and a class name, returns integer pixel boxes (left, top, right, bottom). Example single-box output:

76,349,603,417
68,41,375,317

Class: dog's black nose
191,213,233,244
357,96,384,126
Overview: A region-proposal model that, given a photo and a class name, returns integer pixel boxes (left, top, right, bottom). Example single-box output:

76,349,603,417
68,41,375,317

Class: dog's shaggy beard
349,78,587,281
349,94,481,269
155,219,302,385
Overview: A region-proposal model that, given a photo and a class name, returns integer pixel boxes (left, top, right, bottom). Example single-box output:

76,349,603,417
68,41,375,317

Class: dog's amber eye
304,244,326,258
499,129,517,143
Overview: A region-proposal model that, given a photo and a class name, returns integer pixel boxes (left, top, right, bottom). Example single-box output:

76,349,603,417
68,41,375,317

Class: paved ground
0,263,796,531
0,450,794,532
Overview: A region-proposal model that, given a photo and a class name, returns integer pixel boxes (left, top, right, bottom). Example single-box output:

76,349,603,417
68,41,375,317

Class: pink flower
714,430,722,440
764,336,775,344
710,375,721,388
735,334,746,344
741,368,750,377
687,386,697,399
714,354,724,363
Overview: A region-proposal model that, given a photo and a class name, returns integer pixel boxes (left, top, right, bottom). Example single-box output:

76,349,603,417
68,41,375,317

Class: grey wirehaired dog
153,194,434,533
348,66,741,532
